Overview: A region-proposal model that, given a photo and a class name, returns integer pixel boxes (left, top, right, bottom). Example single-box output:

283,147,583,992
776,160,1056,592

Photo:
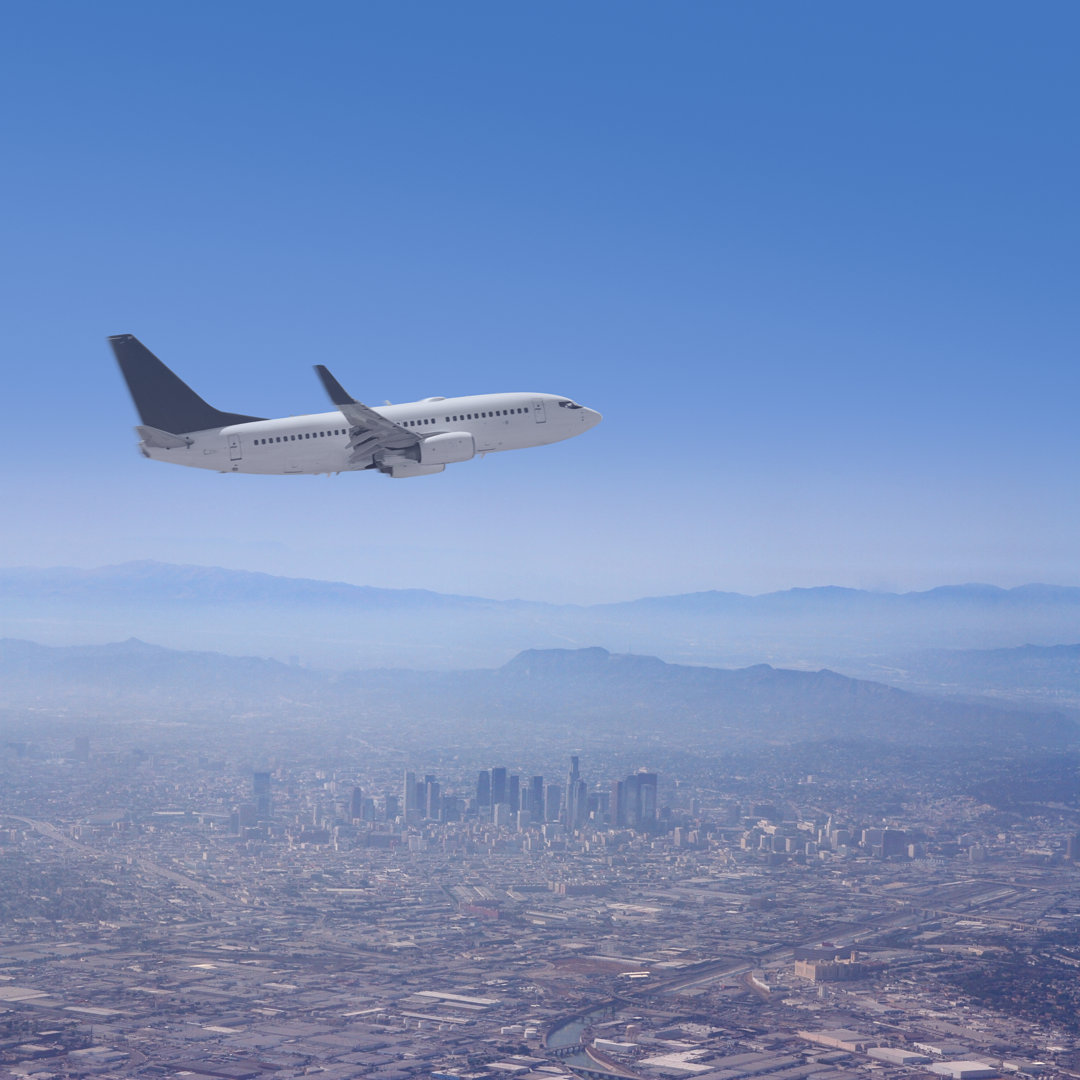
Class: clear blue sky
2,2,1077,602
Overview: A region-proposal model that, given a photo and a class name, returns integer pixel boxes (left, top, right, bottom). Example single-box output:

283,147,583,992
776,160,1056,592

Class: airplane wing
314,365,420,467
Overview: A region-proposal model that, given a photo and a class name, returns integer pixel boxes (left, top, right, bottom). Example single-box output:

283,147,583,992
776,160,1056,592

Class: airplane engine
419,431,476,466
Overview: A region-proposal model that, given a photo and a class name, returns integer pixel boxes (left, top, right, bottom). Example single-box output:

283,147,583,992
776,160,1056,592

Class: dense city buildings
0,711,1079,1080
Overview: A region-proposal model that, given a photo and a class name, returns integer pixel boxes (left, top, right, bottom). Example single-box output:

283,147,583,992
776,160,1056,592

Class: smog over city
2,6,1079,1080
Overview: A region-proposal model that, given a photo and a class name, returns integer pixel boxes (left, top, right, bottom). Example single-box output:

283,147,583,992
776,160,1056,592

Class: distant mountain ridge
4,561,1078,610
603,581,1080,613
0,638,1073,750
0,561,501,609
2,561,1079,672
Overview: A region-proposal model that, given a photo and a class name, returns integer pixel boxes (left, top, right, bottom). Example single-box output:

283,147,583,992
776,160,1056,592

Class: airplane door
227,434,242,461
532,399,547,423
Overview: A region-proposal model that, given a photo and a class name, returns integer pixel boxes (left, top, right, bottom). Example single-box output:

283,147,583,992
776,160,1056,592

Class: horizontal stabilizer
135,425,191,449
109,334,265,433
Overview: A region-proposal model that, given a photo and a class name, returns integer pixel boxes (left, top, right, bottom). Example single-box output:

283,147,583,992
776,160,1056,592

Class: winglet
314,365,357,406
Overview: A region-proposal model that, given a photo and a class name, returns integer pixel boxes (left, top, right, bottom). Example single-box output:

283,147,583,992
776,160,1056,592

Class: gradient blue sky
2,2,1077,602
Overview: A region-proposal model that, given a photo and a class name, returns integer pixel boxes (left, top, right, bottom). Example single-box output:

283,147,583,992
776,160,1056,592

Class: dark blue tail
109,334,265,433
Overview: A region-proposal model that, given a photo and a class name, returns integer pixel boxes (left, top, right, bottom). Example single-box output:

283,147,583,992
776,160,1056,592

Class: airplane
109,334,601,478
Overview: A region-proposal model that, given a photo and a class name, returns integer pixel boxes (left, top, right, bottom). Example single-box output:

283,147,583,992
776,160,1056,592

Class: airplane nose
583,407,602,428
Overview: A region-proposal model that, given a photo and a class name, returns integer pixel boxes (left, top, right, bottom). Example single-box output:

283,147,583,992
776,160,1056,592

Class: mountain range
2,561,1079,684
0,638,1074,751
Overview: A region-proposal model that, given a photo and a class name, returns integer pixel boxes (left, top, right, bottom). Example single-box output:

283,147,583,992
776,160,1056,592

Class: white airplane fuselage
141,391,600,475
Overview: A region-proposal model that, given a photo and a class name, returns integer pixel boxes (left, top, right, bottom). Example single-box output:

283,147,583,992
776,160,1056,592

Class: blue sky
1,2,1077,602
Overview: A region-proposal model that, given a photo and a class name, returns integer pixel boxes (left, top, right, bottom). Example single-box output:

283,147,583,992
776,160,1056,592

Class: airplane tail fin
108,334,265,433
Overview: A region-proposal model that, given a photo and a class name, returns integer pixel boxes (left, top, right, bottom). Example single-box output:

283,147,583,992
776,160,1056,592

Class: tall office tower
349,786,364,821
491,767,508,807
620,770,657,829
425,778,441,820
476,770,491,808
564,756,581,825
623,774,640,827
635,771,658,826
1067,833,1080,862
610,779,626,826
530,776,544,817
569,779,588,828
508,775,520,813
403,770,418,814
384,793,399,820
544,783,562,823
253,771,272,819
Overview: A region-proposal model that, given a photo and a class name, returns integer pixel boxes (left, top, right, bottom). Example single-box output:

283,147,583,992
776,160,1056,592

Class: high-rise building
618,770,657,829
403,770,418,814
530,776,544,817
544,783,562,823
636,771,658,825
508,774,520,813
425,778,441,820
384,793,399,820
610,779,626,826
491,767,507,807
253,771,272,819
476,770,491,808
564,756,582,827
349,786,364,821
568,779,588,828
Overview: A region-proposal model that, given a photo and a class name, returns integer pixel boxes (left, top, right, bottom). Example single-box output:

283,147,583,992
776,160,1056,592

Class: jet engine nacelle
419,431,476,466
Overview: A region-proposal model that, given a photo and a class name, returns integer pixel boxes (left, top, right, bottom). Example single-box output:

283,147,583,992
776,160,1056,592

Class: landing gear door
227,434,242,461
532,399,547,423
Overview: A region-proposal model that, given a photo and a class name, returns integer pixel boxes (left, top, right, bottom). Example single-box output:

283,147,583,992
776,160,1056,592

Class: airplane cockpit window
558,399,583,409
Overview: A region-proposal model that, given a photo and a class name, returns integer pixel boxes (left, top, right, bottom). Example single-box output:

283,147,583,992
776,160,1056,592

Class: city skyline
3,704,1079,1077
